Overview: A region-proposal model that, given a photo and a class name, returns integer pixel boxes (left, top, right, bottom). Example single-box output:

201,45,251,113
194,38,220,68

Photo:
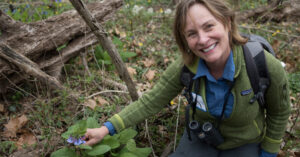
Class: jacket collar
193,51,235,82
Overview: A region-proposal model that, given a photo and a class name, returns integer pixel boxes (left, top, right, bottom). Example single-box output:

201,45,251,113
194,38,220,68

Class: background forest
0,0,299,156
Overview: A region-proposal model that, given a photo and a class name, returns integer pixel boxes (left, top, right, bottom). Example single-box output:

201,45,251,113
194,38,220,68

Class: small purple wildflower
55,0,62,3
42,11,48,15
67,136,86,145
26,4,30,8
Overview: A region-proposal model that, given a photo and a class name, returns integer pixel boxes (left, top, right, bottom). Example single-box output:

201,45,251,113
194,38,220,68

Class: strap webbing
243,42,270,107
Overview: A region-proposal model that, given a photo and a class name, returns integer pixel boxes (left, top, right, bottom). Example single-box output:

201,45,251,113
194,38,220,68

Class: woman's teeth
203,43,216,53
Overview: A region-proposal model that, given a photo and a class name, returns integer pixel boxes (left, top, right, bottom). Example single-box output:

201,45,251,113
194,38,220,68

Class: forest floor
0,0,300,157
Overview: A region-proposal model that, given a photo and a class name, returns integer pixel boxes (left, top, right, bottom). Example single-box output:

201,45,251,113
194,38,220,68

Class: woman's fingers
85,138,98,146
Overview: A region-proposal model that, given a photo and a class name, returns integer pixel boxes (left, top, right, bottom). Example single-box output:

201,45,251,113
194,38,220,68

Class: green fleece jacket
108,45,290,153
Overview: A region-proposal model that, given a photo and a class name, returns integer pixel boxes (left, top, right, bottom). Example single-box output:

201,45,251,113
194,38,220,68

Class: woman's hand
83,126,109,146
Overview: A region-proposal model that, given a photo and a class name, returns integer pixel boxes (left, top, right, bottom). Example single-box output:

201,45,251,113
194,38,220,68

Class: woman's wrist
103,121,116,135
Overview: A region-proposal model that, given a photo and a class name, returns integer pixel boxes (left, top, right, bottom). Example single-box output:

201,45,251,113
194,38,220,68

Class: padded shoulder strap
243,41,270,107
180,65,195,88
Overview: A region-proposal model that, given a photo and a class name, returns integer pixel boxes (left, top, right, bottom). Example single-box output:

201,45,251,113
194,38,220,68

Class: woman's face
184,4,231,65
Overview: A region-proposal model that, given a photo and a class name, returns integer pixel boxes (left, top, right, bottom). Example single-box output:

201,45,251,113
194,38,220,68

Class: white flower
281,61,286,68
164,8,172,14
124,4,130,9
147,8,154,14
132,5,144,15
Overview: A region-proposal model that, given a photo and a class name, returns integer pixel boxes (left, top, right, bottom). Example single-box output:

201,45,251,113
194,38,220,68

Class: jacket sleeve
261,52,291,153
108,57,185,133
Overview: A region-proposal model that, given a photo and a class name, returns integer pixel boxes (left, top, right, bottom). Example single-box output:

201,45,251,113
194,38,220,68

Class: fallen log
0,42,65,91
0,0,123,93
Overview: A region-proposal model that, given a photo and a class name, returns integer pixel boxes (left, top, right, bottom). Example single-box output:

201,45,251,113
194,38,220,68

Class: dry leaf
164,58,169,64
0,103,4,112
16,132,37,149
272,40,280,51
145,70,156,81
277,150,286,157
3,115,28,138
127,67,137,77
95,96,109,106
294,151,300,157
120,32,126,38
158,125,167,136
114,28,120,35
142,59,155,67
83,99,97,110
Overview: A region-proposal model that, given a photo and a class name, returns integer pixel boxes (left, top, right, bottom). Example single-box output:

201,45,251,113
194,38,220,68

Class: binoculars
189,120,224,147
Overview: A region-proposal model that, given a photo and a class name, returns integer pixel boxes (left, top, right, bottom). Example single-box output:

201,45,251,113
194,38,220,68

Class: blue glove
260,149,277,157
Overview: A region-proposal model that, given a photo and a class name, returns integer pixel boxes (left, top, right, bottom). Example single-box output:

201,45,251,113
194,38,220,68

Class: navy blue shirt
193,51,235,118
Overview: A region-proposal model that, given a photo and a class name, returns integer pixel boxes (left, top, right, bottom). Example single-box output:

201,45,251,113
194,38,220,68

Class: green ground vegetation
0,0,299,156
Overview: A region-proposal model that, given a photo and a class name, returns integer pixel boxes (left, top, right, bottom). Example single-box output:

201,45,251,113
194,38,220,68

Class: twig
80,50,103,91
86,90,128,99
0,72,36,99
102,78,127,91
145,119,157,157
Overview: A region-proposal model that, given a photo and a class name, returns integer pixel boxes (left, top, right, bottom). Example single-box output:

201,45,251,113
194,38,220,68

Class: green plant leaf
102,136,120,149
86,144,111,156
78,145,92,150
113,36,123,47
86,117,99,128
125,139,136,152
119,152,138,157
118,128,137,144
120,52,137,61
98,59,112,65
110,151,119,157
62,119,87,139
133,147,152,157
124,139,151,157
50,148,78,157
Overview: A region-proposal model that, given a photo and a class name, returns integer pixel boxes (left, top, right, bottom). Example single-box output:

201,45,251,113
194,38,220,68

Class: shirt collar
193,50,235,82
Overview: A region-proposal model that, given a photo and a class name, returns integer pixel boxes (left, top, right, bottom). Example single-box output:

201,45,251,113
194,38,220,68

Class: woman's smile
200,42,218,53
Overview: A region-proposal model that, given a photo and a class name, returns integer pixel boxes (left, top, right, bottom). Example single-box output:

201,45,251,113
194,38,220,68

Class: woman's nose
197,32,209,45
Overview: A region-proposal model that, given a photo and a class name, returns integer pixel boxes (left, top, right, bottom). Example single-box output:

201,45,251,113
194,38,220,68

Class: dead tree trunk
0,42,65,91
0,0,123,93
69,0,139,101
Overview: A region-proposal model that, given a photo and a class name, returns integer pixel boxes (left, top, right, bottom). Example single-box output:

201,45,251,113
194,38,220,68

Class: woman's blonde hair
173,0,247,65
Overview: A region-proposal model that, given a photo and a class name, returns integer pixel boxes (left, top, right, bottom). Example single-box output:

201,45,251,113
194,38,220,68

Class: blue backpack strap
243,39,270,108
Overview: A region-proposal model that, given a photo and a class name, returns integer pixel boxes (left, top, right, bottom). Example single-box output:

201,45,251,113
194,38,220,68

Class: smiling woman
83,0,290,157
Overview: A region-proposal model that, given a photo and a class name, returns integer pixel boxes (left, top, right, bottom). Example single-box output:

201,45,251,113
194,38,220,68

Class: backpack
180,34,275,140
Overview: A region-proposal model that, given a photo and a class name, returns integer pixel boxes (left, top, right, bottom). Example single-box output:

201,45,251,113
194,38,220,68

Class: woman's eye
205,24,214,30
187,32,196,38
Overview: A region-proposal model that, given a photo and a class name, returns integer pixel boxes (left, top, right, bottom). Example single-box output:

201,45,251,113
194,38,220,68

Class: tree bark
0,42,65,91
69,0,139,101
